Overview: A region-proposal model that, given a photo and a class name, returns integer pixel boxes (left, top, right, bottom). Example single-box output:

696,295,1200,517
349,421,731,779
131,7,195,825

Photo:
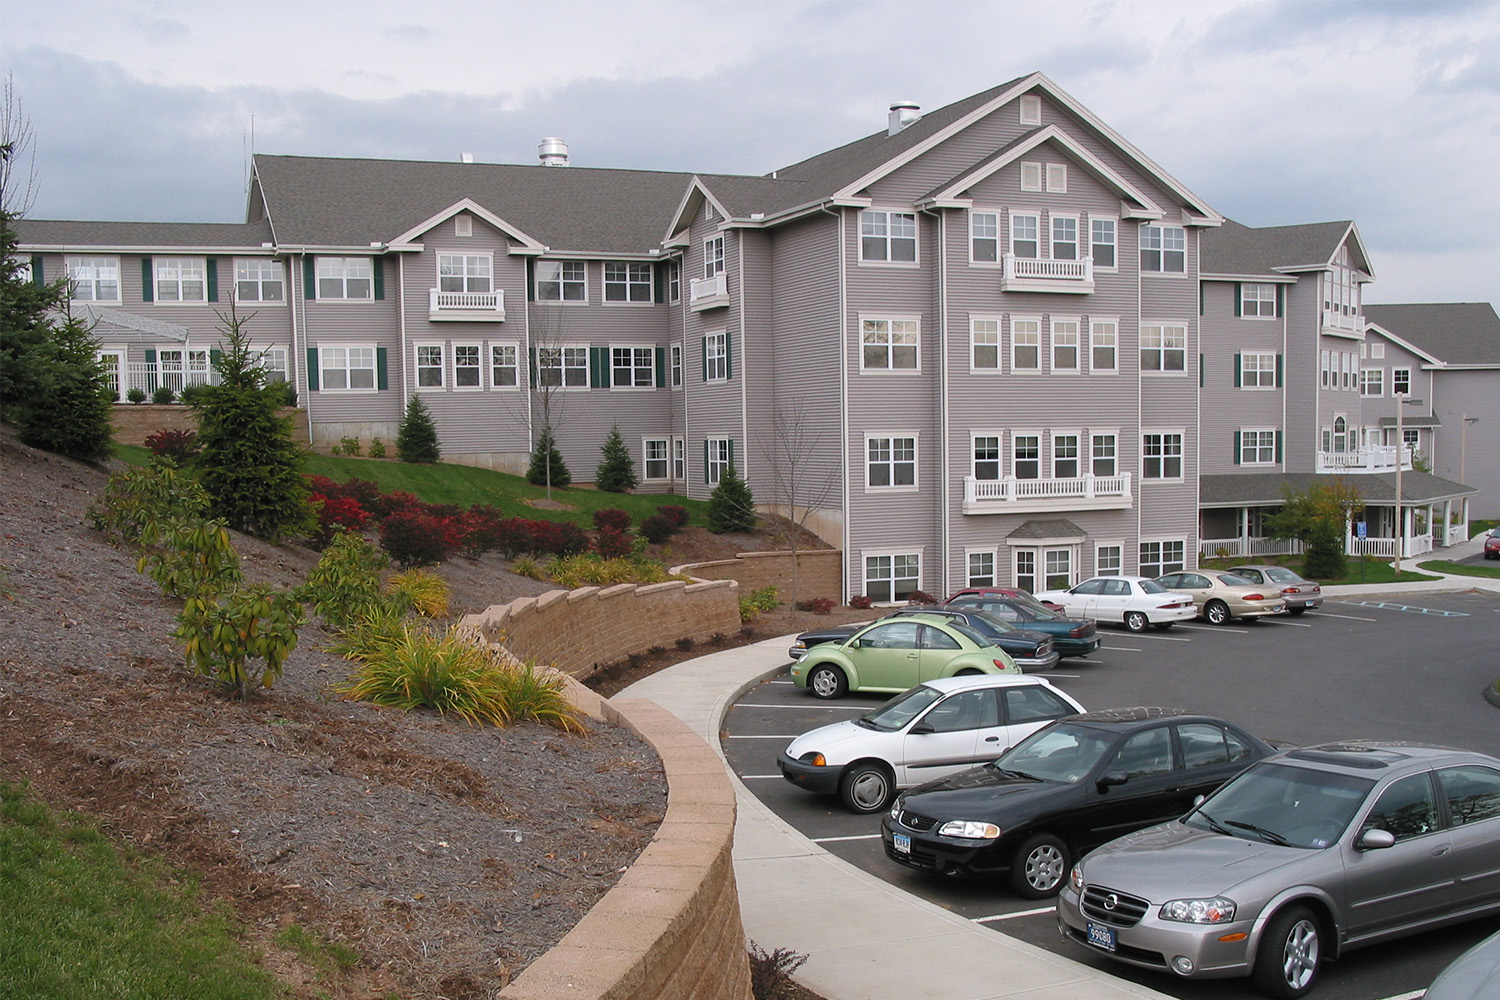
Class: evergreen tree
16,309,115,461
192,302,313,542
708,463,757,533
527,425,571,488
595,423,637,493
396,395,441,463
0,208,67,424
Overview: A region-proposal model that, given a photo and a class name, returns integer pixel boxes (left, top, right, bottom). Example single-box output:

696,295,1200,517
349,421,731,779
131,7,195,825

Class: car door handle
984,736,1000,742
1433,845,1452,857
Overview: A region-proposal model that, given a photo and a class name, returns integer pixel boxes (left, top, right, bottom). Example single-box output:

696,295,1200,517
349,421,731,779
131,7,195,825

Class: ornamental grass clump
546,553,681,589
386,568,450,618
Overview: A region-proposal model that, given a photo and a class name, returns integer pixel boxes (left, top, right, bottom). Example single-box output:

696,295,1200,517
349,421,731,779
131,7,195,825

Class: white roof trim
662,178,734,244
18,244,280,255
388,198,545,251
1201,273,1299,284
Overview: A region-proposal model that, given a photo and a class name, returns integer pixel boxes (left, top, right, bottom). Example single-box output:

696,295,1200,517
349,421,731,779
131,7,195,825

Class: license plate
892,833,911,854
1086,922,1117,952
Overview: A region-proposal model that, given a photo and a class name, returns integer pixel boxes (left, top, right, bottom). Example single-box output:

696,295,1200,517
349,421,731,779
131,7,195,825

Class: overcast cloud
5,0,1498,305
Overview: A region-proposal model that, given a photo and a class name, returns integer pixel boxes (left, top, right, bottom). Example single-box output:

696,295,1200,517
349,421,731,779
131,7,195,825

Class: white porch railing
1315,445,1409,474
1001,254,1094,293
1348,533,1434,559
1322,308,1363,333
118,360,216,399
963,473,1130,512
689,272,728,310
429,288,505,321
1199,536,1305,560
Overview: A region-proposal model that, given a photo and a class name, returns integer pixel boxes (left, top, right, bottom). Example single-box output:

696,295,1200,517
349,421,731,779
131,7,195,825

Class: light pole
1461,414,1478,484
1392,394,1423,572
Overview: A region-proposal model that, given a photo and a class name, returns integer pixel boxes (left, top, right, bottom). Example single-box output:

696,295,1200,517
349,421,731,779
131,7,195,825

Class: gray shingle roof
1200,472,1475,506
1005,518,1086,541
1363,303,1500,366
1200,218,1353,277
11,218,275,249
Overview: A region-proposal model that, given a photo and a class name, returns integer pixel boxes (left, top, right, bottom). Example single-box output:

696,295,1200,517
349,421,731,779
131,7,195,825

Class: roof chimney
538,137,570,167
888,101,921,136
460,152,474,163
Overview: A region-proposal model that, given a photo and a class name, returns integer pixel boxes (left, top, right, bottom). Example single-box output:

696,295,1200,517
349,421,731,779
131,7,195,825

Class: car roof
921,673,1055,694
1272,740,1491,775
1058,706,1240,733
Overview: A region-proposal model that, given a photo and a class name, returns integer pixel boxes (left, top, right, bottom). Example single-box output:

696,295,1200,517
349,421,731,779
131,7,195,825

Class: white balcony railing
116,361,216,400
1315,445,1410,474
429,288,505,321
1199,536,1304,560
689,272,729,311
1322,308,1363,334
963,473,1131,513
1001,254,1094,294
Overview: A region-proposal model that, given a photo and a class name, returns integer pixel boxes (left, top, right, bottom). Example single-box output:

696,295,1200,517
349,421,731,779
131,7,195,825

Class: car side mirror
1096,771,1129,791
847,638,861,649
908,721,935,735
1356,828,1396,851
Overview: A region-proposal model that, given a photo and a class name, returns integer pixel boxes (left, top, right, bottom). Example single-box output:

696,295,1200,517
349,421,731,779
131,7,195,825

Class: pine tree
396,395,441,463
708,463,756,534
192,302,313,542
15,309,115,461
595,423,637,493
527,425,572,489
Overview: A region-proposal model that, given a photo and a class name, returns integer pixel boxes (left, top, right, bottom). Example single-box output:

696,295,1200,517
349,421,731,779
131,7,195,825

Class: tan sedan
1154,571,1286,625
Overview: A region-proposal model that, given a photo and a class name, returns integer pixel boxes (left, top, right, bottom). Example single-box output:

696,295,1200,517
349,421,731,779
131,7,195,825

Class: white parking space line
739,774,783,780
1259,618,1313,627
1099,646,1143,653
1371,992,1424,1000
1045,673,1081,679
1176,624,1250,634
1064,658,1104,665
725,735,801,739
1308,611,1379,622
810,834,883,844
733,703,867,711
973,906,1056,923
1107,632,1192,642
1344,600,1470,618
765,679,795,684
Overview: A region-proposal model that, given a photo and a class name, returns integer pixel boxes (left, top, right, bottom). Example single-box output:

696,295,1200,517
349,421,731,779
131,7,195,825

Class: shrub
748,942,809,1000
368,437,386,459
339,435,362,457
674,637,694,651
538,520,589,556
454,505,507,558
337,478,385,513
510,556,543,579
708,464,756,533
338,626,513,725
659,505,690,529
594,424,638,493
300,532,387,630
89,461,212,547
151,385,176,405
308,492,372,548
739,597,761,622
276,381,297,407
387,568,450,618
137,517,244,600
796,597,836,615
127,387,147,404
527,426,571,488
179,382,214,406
593,527,635,558
501,660,586,733
906,591,936,605
177,584,305,699
593,507,632,533
369,489,423,519
849,595,873,610
639,512,675,544
396,396,441,463
144,428,201,465
546,554,679,589
749,586,779,613
380,509,456,567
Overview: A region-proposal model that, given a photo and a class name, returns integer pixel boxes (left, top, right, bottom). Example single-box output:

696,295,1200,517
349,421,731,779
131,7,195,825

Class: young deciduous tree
708,463,757,534
1265,479,1361,580
758,401,838,605
396,395,441,463
595,423,637,493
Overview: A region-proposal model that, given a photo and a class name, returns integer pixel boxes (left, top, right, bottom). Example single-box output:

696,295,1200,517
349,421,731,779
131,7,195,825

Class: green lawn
1204,555,1438,586
0,783,283,1000
1417,559,1500,580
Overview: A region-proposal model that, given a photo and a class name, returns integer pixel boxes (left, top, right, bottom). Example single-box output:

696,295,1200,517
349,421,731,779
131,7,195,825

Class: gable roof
11,218,275,251
1363,303,1500,367
1202,218,1372,279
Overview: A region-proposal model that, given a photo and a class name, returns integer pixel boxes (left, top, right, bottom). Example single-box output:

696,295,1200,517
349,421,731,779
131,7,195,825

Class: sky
3,0,1499,306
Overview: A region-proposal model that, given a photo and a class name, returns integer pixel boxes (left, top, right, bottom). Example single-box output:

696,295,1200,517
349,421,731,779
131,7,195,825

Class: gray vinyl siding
300,254,403,426
681,199,744,501
1430,370,1499,517
1281,277,1324,472
1199,280,1287,476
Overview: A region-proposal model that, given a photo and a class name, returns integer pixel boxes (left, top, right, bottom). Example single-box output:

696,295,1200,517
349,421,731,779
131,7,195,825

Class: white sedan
1033,575,1197,633
775,674,1084,813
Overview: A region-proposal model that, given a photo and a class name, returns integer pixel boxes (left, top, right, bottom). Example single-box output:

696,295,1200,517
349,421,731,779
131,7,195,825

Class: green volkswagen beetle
789,614,1019,699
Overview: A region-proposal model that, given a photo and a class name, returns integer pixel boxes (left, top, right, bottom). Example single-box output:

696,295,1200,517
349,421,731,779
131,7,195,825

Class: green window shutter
209,348,222,369
1233,282,1242,317
526,258,535,302
701,336,708,381
372,258,384,300
1199,353,1204,388
1233,430,1241,465
1198,282,1205,316
141,257,154,302
653,263,665,304
725,331,734,380
30,255,43,286
206,258,219,302
303,258,317,300
376,347,388,390
1275,431,1283,464
1233,353,1242,388
728,439,735,471
589,346,611,389
703,440,710,484
655,346,666,388
306,348,319,390
528,347,537,384
1276,285,1285,318
144,348,158,392
1275,354,1284,388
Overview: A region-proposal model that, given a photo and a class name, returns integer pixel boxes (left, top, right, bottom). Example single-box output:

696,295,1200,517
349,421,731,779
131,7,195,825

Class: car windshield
993,723,1114,783
1218,573,1254,586
860,685,945,732
1262,567,1302,584
1186,762,1375,849
1137,579,1170,594
947,622,992,647
961,609,1016,635
1011,596,1063,619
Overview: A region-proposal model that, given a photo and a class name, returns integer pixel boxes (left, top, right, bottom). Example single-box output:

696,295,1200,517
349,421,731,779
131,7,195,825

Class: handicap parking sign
1357,521,1367,539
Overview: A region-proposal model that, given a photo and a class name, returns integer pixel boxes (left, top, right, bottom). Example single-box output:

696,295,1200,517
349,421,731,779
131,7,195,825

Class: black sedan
787,606,1060,672
880,707,1274,898
942,593,1100,659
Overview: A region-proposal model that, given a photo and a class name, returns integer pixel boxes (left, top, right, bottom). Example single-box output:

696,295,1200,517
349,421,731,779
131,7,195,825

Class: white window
453,343,482,388
1044,549,1072,589
1012,317,1041,371
317,257,373,300
1045,163,1068,193
1011,212,1040,258
536,260,585,301
1051,319,1079,371
971,211,999,263
155,257,206,302
667,261,681,302
1092,433,1117,477
670,343,683,387
1140,540,1186,578
1143,432,1184,479
439,253,492,294
867,435,917,489
1051,216,1078,261
971,318,1000,370
1361,368,1384,397
490,344,519,387
967,551,996,588
1013,434,1041,479
1241,283,1276,317
1141,324,1187,372
1014,550,1037,592
860,210,917,263
1369,342,1385,359
319,345,376,391
704,236,725,278
1393,368,1411,395
1240,429,1276,465
644,438,670,480
455,215,472,237
158,349,185,391
1140,225,1186,273
235,259,284,302
1090,320,1117,372
604,262,653,303
66,256,120,302
861,318,919,370
415,344,445,388
865,553,920,604
672,437,686,480
1019,162,1043,192
1019,95,1042,125
257,347,288,384
705,331,728,381
706,437,732,485
1241,352,1276,388
1052,434,1080,479
612,346,655,388
972,435,1001,480
1096,544,1123,576
538,345,588,387
1090,219,1116,268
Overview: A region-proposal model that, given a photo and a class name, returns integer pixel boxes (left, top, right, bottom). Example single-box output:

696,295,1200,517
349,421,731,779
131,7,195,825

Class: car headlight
936,820,1001,840
889,799,904,821
1159,897,1237,924
798,752,827,767
1070,866,1085,893
791,640,808,651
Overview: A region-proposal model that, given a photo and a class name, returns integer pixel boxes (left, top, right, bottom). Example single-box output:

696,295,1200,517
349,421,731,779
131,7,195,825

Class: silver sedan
1156,570,1286,625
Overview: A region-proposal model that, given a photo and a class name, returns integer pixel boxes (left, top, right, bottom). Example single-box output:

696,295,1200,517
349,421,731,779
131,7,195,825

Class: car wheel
1123,611,1148,633
1153,622,1174,631
807,664,848,699
1287,606,1306,617
1253,905,1321,999
1205,599,1230,625
1010,833,1070,899
839,762,895,814
955,667,984,676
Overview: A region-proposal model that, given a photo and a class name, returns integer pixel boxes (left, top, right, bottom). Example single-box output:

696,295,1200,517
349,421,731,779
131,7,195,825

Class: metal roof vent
460,152,474,163
888,101,921,136
538,137,570,167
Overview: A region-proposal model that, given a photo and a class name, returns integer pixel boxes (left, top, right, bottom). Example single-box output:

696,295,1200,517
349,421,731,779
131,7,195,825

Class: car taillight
1160,601,1189,609
1243,592,1265,601
994,659,1010,670
1282,586,1298,595
1069,624,1088,637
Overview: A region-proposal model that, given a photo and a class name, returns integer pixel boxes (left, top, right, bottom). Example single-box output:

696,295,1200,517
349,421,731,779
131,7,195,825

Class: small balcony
429,288,505,321
690,272,729,311
1001,254,1094,294
962,472,1131,515
1315,445,1410,474
1321,308,1362,335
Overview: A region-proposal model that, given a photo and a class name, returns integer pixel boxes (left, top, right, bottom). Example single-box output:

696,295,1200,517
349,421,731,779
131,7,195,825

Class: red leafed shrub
528,519,589,557
337,478,384,513
370,490,424,519
658,505,689,528
905,591,936,605
144,428,200,464
309,492,372,547
796,597,836,614
455,505,507,558
848,595,873,610
592,508,632,533
307,474,342,497
593,528,634,558
379,509,456,567
639,512,676,544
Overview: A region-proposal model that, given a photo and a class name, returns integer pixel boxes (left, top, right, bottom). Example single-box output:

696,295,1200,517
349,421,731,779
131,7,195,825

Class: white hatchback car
776,674,1085,813
1034,575,1197,633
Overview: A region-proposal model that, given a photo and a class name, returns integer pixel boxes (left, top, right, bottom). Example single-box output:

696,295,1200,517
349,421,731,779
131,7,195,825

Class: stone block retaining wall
672,548,843,602
111,405,309,445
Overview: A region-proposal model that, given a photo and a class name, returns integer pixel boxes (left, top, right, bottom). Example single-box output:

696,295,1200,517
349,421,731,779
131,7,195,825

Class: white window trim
1010,428,1045,480
1139,224,1188,276
1050,213,1080,262
705,330,729,382
859,315,921,373
1019,161,1043,192
437,251,494,295
489,341,521,391
1019,95,1042,125
964,547,999,588
317,343,379,394
862,549,924,607
610,344,656,389
1360,367,1384,397
414,342,446,391
455,215,473,237
154,256,208,304
667,261,681,303
234,257,286,305
1050,428,1083,479
1045,163,1068,194
1239,427,1278,466
858,208,920,267
969,315,1002,373
1140,322,1189,375
969,210,1000,267
537,343,590,389
535,259,588,303
1050,316,1081,373
970,431,1004,481
670,343,683,389
1088,317,1119,374
863,431,919,494
315,257,375,302
452,341,483,391
1089,217,1119,271
1241,351,1277,390
1009,210,1041,259
1139,538,1188,578
1142,429,1186,482
1240,282,1277,319
1090,428,1120,478
66,255,122,304
603,261,655,306
1094,541,1125,577
1393,368,1412,395
703,236,725,279
1011,315,1043,373
705,436,732,485
642,436,672,482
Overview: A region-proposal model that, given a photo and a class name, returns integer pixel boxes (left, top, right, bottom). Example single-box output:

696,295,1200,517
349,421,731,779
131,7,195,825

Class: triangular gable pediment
663,178,732,244
388,198,546,254
1364,321,1443,366
1271,223,1375,280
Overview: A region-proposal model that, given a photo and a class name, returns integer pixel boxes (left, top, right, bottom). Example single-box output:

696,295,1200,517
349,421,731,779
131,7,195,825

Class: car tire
1010,833,1070,899
1205,599,1231,626
1123,611,1148,633
807,664,848,700
955,667,984,676
1253,905,1322,1000
1153,622,1174,631
839,762,895,814
1287,606,1307,617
